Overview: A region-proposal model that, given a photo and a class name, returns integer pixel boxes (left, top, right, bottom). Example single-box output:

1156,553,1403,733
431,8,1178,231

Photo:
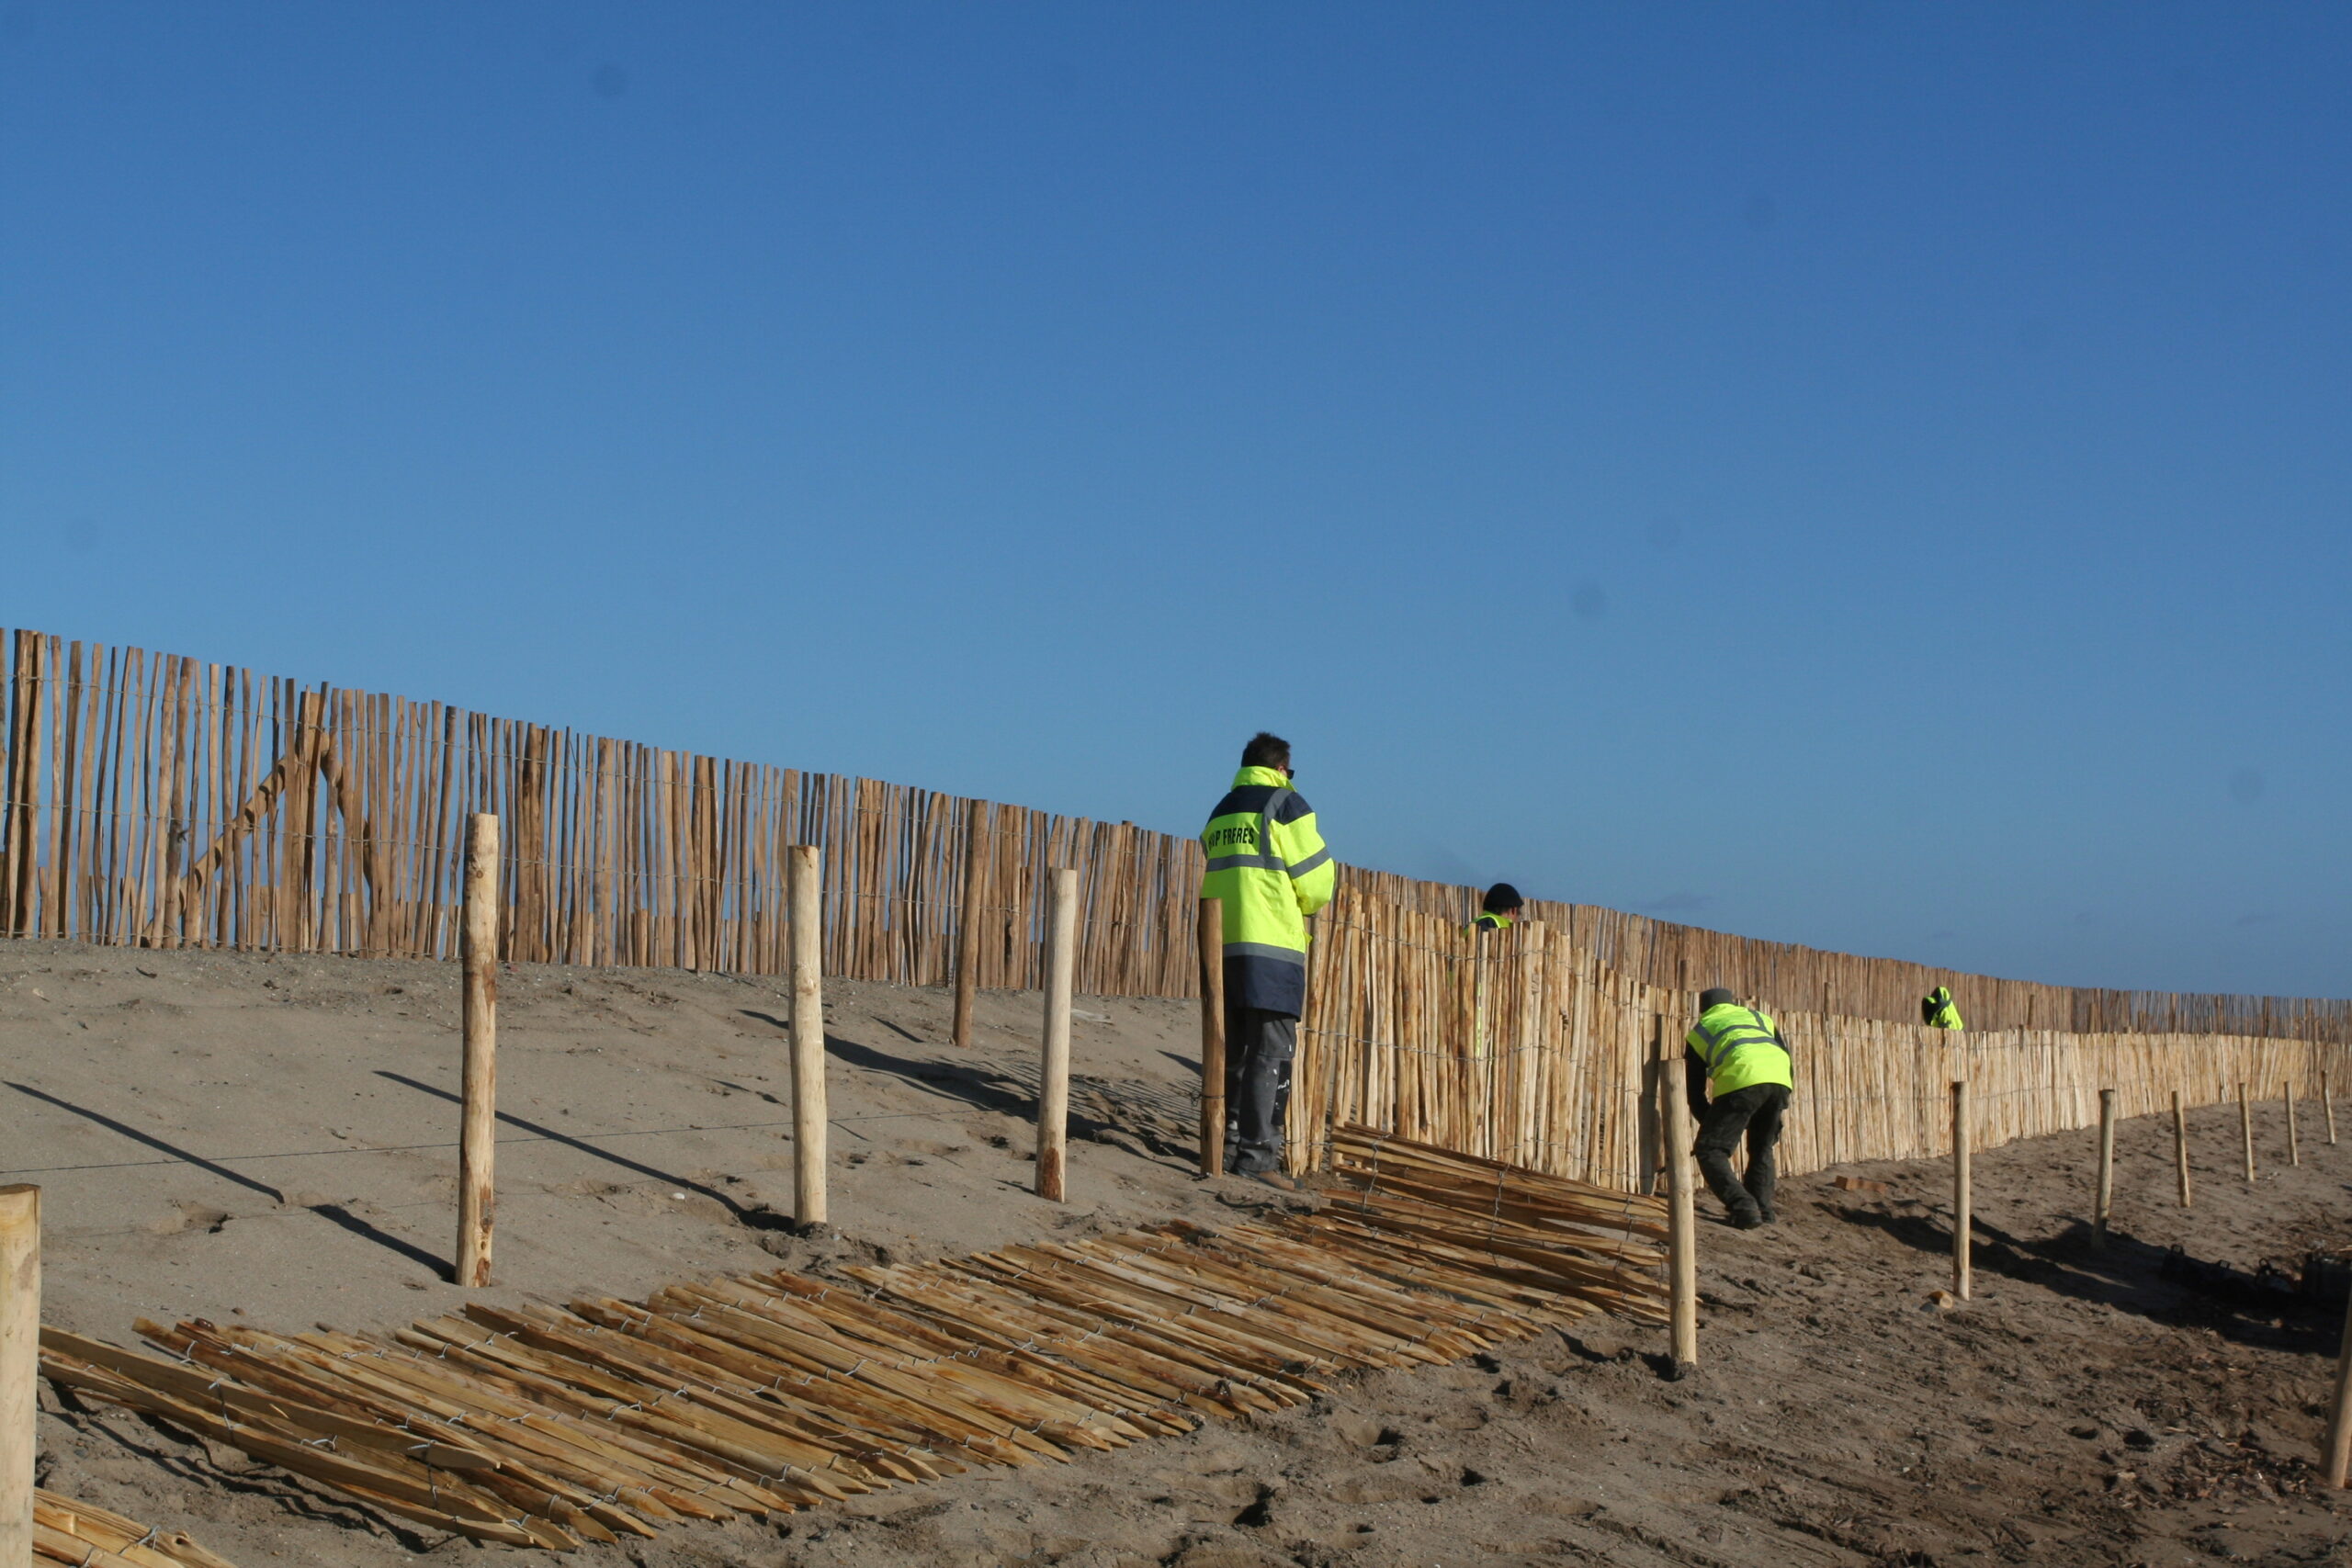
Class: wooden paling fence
1346,864,2352,1042
1292,890,2352,1186
1,625,2344,1043
42,1136,1663,1552
0,629,1196,998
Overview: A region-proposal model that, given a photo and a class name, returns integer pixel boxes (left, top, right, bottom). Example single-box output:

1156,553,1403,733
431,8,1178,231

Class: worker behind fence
1469,883,1523,936
1201,731,1336,1189
1685,987,1794,1230
1922,985,1965,1030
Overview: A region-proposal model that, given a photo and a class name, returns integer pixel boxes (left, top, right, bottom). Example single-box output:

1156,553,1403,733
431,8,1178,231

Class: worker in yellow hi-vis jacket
1469,883,1523,936
1200,731,1336,1188
1922,986,1965,1030
1685,987,1794,1230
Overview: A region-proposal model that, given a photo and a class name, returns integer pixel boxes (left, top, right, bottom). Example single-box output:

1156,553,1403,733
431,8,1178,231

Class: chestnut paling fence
3,625,2345,1183
1288,890,2350,1185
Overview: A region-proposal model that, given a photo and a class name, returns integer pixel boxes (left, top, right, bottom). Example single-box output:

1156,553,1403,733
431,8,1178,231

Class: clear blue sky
3,4,2346,998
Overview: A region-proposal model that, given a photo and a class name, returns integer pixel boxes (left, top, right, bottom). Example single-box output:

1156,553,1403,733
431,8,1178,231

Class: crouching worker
1685,987,1793,1230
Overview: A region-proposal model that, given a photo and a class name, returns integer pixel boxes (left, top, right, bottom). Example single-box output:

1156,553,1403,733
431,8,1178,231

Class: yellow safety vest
1200,766,1335,1015
1686,1003,1794,1095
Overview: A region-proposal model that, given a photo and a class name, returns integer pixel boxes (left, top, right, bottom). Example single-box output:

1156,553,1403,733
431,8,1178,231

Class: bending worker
1471,883,1523,935
1201,731,1336,1187
1684,987,1793,1230
1922,985,1965,1030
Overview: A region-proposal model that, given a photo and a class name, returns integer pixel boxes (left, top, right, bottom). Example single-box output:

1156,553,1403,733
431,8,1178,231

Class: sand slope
6,941,2348,1566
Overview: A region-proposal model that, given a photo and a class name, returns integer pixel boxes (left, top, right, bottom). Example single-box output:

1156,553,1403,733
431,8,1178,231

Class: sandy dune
6,941,2348,1566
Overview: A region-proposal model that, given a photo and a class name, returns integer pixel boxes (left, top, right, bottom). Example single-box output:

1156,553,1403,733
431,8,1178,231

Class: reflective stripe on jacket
1924,987,1965,1031
1686,1003,1794,1095
1201,765,1336,1016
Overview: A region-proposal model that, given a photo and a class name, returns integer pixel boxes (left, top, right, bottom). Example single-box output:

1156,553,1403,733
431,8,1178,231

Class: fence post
2090,1088,2116,1250
1952,1081,1972,1301
456,813,498,1288
1197,898,1227,1178
2328,1284,2352,1488
2327,1070,2338,1146
2287,1081,2301,1167
788,846,828,1229
1035,870,1078,1201
2173,1089,2193,1209
2240,1082,2256,1183
0,1185,36,1568
1662,1049,1699,1371
951,799,986,1049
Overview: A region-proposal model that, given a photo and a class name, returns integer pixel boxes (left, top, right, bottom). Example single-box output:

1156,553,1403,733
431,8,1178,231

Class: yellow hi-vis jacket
1924,987,1965,1031
1201,766,1335,1016
1686,1003,1794,1097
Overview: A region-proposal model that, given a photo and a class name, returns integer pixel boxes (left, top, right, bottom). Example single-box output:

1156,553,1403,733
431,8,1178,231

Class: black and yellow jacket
1200,766,1336,1016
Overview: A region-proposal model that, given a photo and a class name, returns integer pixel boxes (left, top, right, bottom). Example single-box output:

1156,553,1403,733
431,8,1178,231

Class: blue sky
2,4,2346,998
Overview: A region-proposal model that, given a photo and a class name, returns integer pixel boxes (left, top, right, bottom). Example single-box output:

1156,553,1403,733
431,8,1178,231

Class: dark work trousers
1693,1083,1791,1221
1223,1002,1298,1175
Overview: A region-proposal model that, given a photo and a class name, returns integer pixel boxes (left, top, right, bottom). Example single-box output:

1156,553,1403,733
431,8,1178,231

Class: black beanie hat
1482,883,1523,915
1699,987,1738,1010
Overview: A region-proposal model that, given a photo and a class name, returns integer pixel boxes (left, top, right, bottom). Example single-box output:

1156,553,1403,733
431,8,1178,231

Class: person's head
1699,987,1738,1011
1482,883,1523,917
1240,731,1292,775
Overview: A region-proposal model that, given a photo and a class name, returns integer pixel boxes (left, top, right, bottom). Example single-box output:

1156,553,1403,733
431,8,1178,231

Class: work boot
1248,1169,1297,1192
1727,1201,1765,1231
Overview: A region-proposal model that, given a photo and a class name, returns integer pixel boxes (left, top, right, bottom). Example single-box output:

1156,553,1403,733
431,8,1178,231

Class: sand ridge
6,941,2351,1565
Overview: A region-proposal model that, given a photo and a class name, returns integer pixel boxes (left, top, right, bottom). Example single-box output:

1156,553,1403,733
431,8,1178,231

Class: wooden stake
0,1186,36,1568
788,845,827,1228
1662,1053,1698,1370
2327,1070,2338,1145
2287,1080,2301,1167
2329,1282,2352,1489
951,799,985,1049
1198,898,1226,1179
1035,868,1078,1201
2173,1089,2192,1209
2092,1088,2115,1250
2240,1081,2256,1183
456,814,498,1287
1951,1081,1972,1301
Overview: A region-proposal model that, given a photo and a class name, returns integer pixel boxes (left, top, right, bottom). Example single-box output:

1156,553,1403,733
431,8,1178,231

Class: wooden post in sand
788,846,828,1229
2240,1082,2256,1183
1951,1081,1973,1301
2092,1088,2116,1250
1035,869,1078,1201
0,1185,37,1568
2326,1070,2338,1146
2287,1081,2301,1167
1197,898,1227,1178
2173,1090,2193,1209
2328,1286,2352,1488
1663,1051,1699,1371
456,813,499,1288
951,799,986,1050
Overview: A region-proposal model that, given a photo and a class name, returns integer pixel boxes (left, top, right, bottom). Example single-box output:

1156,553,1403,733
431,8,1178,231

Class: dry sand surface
5,939,2349,1567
